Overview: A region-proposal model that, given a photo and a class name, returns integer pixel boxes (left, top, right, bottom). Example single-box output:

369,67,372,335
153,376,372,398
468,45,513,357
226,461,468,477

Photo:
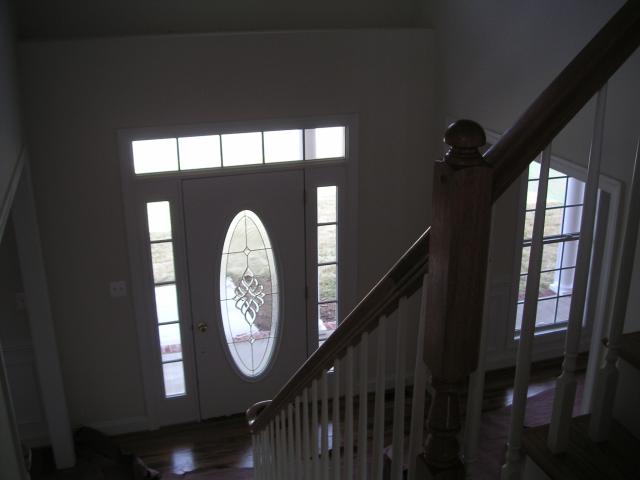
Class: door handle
196,322,208,333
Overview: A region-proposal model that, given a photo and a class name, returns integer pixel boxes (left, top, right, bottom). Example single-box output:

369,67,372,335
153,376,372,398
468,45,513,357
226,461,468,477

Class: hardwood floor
113,356,585,477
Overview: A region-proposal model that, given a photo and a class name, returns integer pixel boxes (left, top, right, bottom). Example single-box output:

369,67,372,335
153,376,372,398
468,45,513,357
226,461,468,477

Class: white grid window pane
317,186,337,223
132,138,178,174
178,135,221,170
264,129,303,163
162,361,186,397
154,284,179,324
221,132,263,166
159,323,183,362
305,127,345,160
147,202,172,241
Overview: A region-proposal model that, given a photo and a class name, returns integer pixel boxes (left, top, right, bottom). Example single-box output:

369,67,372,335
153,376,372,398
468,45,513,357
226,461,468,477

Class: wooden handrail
487,0,640,202
250,228,430,432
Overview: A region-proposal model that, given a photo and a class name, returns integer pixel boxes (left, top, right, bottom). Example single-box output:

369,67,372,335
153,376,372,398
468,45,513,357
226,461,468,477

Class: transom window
516,161,585,331
131,126,345,175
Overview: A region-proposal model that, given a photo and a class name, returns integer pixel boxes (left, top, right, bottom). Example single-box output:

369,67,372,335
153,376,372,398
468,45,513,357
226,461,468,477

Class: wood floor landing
522,415,640,479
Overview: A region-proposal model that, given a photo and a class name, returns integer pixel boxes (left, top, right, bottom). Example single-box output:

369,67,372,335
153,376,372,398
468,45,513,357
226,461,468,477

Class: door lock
196,322,208,333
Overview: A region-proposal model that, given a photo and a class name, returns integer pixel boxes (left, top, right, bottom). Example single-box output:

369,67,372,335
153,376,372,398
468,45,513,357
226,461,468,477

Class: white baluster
548,85,607,453
345,346,355,477
590,139,640,441
358,332,369,480
408,275,428,480
288,404,295,479
332,358,342,480
391,298,408,480
312,379,320,480
303,388,311,479
501,146,553,479
321,370,330,480
295,395,302,478
372,315,388,480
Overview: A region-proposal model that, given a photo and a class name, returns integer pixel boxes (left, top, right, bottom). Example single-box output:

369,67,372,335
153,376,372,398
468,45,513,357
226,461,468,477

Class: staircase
246,1,640,478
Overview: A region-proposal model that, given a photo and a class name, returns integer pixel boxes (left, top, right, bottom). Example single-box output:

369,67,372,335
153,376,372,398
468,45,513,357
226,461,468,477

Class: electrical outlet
109,281,127,298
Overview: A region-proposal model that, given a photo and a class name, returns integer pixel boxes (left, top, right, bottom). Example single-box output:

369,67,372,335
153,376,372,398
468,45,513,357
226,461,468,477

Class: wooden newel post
422,120,493,478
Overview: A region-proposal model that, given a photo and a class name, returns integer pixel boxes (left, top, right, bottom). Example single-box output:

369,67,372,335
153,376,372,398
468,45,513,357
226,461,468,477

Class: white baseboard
85,416,150,437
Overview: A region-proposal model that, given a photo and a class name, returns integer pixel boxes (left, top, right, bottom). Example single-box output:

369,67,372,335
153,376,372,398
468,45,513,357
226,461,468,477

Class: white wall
433,0,640,360
18,30,437,428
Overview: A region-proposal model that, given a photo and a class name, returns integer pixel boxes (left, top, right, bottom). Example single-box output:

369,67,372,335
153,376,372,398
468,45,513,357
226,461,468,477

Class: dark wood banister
250,1,640,475
488,0,640,202
251,228,430,433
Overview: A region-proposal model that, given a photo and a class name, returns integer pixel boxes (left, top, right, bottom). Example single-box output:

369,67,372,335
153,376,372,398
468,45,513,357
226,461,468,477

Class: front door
183,170,307,419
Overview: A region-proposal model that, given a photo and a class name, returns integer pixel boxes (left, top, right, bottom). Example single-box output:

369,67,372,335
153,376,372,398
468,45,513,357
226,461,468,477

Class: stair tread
522,414,640,479
618,332,640,370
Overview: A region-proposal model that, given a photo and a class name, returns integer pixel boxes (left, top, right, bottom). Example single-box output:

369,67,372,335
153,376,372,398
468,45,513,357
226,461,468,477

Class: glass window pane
560,240,579,268
557,267,575,295
151,242,175,283
132,138,178,174
305,127,345,160
526,180,539,210
318,265,337,302
178,135,221,170
263,129,303,163
539,271,557,299
544,208,563,237
318,302,337,343
221,132,263,166
317,186,337,223
155,284,179,324
159,323,182,362
566,177,585,205
542,243,560,272
521,246,530,274
515,302,524,331
162,361,186,397
528,161,540,180
546,178,567,207
562,206,582,234
536,298,557,327
556,296,572,324
318,225,337,263
147,202,172,241
523,211,535,240
548,167,565,178
518,274,527,302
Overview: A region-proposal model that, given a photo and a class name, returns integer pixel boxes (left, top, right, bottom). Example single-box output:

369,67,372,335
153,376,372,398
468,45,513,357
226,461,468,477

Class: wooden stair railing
249,1,640,478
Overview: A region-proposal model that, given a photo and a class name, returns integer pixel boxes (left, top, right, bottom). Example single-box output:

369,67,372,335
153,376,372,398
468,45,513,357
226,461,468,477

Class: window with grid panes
515,161,585,331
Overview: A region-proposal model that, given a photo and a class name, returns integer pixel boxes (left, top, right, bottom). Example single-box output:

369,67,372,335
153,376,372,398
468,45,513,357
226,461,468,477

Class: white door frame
118,115,358,428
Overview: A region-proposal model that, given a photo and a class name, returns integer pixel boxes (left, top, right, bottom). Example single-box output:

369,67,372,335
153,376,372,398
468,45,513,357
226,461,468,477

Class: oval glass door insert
219,210,279,378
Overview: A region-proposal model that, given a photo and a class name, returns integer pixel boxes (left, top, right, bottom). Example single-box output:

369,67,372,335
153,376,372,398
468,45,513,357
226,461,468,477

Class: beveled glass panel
220,210,279,378
317,186,337,223
318,225,337,263
154,284,179,324
221,132,263,166
158,323,183,362
264,129,303,163
151,242,175,283
162,361,186,397
318,264,337,302
178,135,221,170
305,127,345,159
147,202,172,241
132,138,178,174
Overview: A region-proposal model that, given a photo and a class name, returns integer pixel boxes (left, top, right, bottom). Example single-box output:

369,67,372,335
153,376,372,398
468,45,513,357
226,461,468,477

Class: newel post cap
444,119,486,167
